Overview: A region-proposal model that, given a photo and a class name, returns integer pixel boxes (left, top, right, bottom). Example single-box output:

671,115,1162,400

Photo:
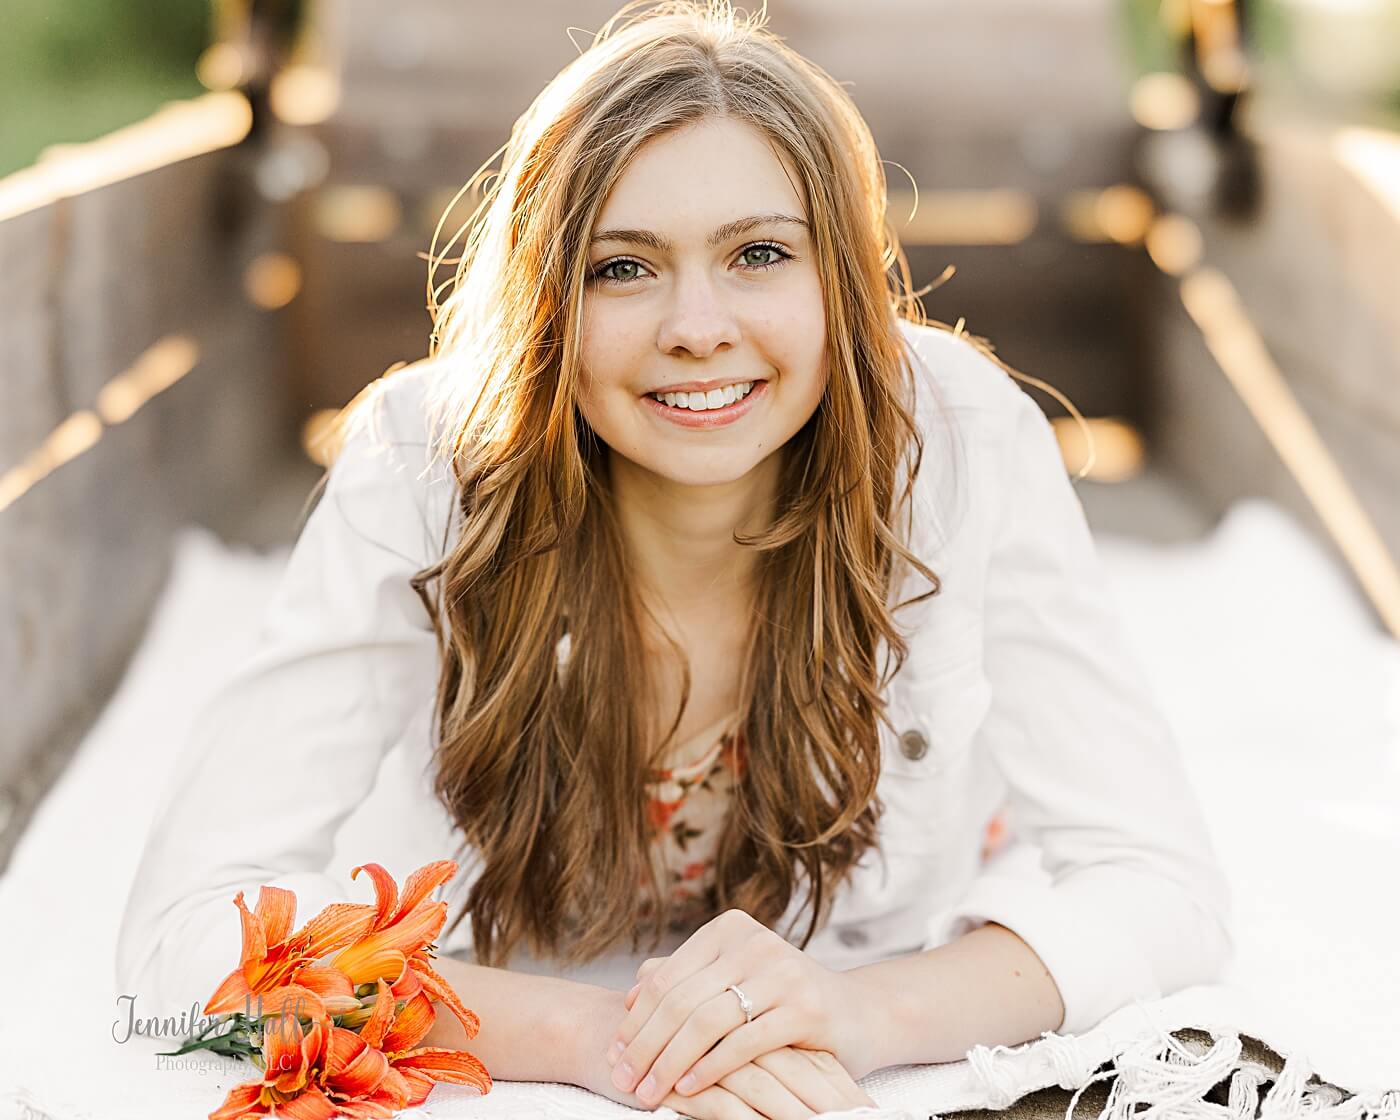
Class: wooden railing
0,92,303,865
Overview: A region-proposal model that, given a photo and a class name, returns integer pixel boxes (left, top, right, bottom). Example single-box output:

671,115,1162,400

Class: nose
655,267,740,359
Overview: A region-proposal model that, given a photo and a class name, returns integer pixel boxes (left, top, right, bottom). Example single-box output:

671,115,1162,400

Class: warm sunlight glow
270,65,342,127
1051,417,1145,483
1333,126,1400,224
0,412,102,514
1,337,200,514
1180,268,1400,638
301,408,346,468
1062,186,1156,244
314,185,402,242
1131,73,1201,131
244,252,303,310
0,92,252,223
95,337,200,425
196,42,245,91
887,188,1038,246
1145,214,1204,275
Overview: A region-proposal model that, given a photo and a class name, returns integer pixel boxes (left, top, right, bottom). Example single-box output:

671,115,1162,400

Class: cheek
577,305,634,413
581,298,646,368
766,286,827,386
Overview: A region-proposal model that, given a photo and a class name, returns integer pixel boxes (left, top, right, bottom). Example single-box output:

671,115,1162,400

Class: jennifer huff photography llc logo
114,992,316,1073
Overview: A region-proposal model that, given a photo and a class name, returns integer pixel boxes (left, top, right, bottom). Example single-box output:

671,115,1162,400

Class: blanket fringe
965,1017,1400,1119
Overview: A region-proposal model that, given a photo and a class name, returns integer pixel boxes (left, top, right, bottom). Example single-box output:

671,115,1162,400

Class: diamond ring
725,983,754,1024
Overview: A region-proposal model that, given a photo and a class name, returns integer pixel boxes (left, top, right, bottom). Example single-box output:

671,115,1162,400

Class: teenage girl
118,3,1232,1117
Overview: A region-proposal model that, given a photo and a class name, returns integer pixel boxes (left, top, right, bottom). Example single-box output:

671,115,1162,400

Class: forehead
593,117,807,232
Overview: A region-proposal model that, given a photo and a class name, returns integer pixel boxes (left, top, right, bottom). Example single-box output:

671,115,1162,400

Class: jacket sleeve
922,382,1235,1036
114,374,450,1014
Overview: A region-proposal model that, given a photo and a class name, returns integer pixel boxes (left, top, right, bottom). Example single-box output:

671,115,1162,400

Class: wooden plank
0,205,64,472
0,143,297,866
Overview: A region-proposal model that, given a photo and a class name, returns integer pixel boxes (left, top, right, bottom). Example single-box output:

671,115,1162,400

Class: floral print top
641,722,748,934
638,720,1016,935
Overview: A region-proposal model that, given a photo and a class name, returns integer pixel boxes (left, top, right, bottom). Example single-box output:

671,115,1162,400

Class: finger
610,932,722,1066
717,1062,813,1120
607,946,728,1092
633,957,665,987
757,1047,865,1114
796,1048,878,1109
624,982,640,1010
614,910,762,1063
628,961,779,1105
662,1083,765,1120
672,1002,803,1099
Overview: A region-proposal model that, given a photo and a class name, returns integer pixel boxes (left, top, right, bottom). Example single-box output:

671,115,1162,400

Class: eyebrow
589,212,809,252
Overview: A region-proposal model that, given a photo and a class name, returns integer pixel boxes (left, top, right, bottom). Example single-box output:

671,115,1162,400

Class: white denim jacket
115,318,1233,1038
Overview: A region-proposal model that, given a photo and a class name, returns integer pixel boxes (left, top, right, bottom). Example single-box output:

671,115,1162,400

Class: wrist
557,984,629,1090
840,963,918,1074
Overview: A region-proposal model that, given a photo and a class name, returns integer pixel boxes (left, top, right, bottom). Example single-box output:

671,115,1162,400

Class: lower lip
641,381,769,429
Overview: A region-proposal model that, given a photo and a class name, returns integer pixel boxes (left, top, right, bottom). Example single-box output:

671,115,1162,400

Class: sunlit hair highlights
398,0,956,967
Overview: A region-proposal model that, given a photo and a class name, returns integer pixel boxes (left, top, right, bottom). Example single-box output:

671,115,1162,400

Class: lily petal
350,863,400,930
325,1026,367,1076
300,1018,329,1079
205,967,254,1016
290,964,356,1002
263,1012,308,1095
358,977,396,1051
381,991,435,1053
253,982,329,1027
392,1046,492,1095
209,1080,269,1120
369,1066,413,1110
275,1084,339,1120
396,1066,436,1107
359,900,447,959
329,1100,397,1120
232,891,267,970
390,861,458,925
389,966,422,1001
253,885,298,947
332,1036,391,1097
291,902,378,960
330,940,407,988
408,957,480,1040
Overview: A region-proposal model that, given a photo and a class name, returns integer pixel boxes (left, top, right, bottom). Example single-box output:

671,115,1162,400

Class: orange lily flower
356,977,492,1106
201,860,489,1119
210,978,487,1119
205,886,377,1015
330,862,482,1041
209,1005,333,1119
327,862,452,987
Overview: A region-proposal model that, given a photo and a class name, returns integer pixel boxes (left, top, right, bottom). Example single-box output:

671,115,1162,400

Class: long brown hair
405,0,953,967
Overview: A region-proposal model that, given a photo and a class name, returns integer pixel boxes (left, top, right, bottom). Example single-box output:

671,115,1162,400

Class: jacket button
899,729,929,761
837,926,869,948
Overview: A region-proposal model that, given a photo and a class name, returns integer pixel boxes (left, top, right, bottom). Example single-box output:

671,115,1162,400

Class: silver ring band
725,983,754,1024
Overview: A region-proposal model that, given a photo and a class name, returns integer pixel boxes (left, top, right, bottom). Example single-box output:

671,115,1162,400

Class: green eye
589,241,793,287
595,259,644,284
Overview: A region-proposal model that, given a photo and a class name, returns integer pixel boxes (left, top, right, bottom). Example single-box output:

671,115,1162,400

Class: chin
643,452,760,489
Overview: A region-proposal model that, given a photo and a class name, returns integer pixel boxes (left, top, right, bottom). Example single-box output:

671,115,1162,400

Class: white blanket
3,498,1398,1119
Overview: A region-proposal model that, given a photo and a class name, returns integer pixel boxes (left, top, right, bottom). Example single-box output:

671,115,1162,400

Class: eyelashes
590,241,795,286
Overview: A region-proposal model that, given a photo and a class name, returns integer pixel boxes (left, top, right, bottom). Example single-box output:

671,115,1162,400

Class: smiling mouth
641,378,770,428
644,379,767,410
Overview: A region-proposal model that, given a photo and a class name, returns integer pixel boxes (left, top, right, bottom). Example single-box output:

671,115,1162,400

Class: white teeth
651,381,755,411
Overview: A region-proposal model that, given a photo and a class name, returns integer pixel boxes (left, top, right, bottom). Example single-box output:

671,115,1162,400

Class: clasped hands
603,909,886,1114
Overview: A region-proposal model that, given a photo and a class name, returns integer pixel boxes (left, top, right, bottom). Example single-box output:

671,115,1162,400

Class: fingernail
612,1059,634,1091
606,1040,623,1066
677,1073,697,1093
638,1074,657,1100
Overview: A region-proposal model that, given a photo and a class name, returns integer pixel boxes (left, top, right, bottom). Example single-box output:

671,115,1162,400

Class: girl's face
577,116,828,488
